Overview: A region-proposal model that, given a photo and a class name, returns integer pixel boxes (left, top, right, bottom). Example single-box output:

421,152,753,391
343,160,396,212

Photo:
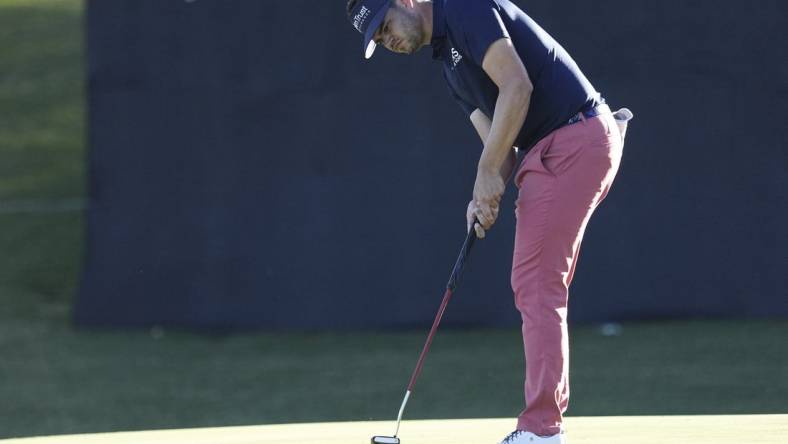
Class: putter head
371,436,400,444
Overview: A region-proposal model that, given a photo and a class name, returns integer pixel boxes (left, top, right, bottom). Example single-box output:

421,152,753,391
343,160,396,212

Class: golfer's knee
511,268,567,311
511,267,539,310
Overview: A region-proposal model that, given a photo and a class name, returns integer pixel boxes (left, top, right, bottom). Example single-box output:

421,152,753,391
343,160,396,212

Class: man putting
347,1,631,443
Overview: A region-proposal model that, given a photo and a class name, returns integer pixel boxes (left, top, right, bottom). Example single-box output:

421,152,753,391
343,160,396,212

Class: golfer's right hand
466,200,486,239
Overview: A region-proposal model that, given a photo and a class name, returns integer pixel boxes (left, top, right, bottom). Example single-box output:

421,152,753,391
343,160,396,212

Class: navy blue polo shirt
431,0,602,152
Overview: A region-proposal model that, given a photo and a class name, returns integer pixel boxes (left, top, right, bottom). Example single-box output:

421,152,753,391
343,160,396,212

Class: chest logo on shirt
450,47,463,70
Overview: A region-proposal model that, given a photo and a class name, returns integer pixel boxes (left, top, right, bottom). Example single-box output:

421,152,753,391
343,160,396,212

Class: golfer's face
372,7,421,55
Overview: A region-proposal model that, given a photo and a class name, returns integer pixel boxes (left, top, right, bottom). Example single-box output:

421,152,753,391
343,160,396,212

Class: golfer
347,1,631,443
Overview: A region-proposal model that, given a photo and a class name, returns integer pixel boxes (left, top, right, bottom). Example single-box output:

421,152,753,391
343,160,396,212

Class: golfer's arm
477,38,532,178
470,109,517,182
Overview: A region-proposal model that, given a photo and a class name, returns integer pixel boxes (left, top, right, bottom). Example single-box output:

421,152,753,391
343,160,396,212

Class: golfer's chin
393,43,418,55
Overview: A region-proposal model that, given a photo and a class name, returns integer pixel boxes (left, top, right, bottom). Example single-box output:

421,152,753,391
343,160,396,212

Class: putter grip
446,219,478,291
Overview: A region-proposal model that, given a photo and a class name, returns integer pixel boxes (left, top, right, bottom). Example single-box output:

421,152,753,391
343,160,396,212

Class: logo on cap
353,6,371,32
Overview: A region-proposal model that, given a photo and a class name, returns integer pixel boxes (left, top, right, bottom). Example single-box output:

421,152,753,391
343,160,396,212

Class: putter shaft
393,390,411,437
390,222,478,437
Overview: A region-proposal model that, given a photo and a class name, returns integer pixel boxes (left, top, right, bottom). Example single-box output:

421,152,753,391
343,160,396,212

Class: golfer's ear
482,38,533,93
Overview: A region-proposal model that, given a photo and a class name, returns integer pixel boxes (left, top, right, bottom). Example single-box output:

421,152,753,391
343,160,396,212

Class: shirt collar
430,0,447,60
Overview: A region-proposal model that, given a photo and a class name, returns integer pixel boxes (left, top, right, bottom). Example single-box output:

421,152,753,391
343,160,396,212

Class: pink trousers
512,111,624,436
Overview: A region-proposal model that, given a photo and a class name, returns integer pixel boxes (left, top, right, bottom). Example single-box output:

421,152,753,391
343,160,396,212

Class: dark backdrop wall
75,0,788,330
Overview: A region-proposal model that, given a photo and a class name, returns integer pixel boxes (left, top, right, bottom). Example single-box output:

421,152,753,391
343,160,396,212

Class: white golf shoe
499,429,566,444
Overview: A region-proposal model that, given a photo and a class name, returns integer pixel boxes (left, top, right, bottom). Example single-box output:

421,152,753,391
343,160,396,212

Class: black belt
565,104,611,126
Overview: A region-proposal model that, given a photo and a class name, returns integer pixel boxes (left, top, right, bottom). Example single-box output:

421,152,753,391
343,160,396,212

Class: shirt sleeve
447,0,511,66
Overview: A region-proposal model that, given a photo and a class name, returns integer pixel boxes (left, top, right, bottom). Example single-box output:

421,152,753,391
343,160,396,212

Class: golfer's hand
471,168,504,238
467,200,487,239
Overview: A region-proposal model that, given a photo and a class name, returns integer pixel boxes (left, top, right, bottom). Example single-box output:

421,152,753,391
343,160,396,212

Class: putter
371,219,479,444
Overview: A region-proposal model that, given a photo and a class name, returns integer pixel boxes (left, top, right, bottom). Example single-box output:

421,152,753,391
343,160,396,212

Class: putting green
3,415,787,443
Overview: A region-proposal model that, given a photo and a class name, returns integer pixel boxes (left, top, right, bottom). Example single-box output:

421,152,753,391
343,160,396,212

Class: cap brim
362,3,389,59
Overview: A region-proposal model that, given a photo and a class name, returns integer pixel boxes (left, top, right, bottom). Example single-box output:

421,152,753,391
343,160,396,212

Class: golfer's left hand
472,168,504,237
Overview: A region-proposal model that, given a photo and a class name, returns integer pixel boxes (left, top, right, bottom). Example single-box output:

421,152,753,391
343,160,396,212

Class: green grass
0,0,85,201
0,0,786,440
1,320,786,438
0,0,85,325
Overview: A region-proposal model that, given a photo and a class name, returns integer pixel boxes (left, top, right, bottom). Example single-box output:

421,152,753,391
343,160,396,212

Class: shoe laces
501,430,526,444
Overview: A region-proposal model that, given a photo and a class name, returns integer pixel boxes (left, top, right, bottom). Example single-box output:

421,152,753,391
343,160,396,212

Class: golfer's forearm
478,84,530,174
471,109,516,182
470,109,492,142
500,148,517,182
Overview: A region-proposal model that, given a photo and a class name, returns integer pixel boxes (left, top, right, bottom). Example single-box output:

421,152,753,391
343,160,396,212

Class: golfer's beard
400,16,423,53
402,29,423,53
